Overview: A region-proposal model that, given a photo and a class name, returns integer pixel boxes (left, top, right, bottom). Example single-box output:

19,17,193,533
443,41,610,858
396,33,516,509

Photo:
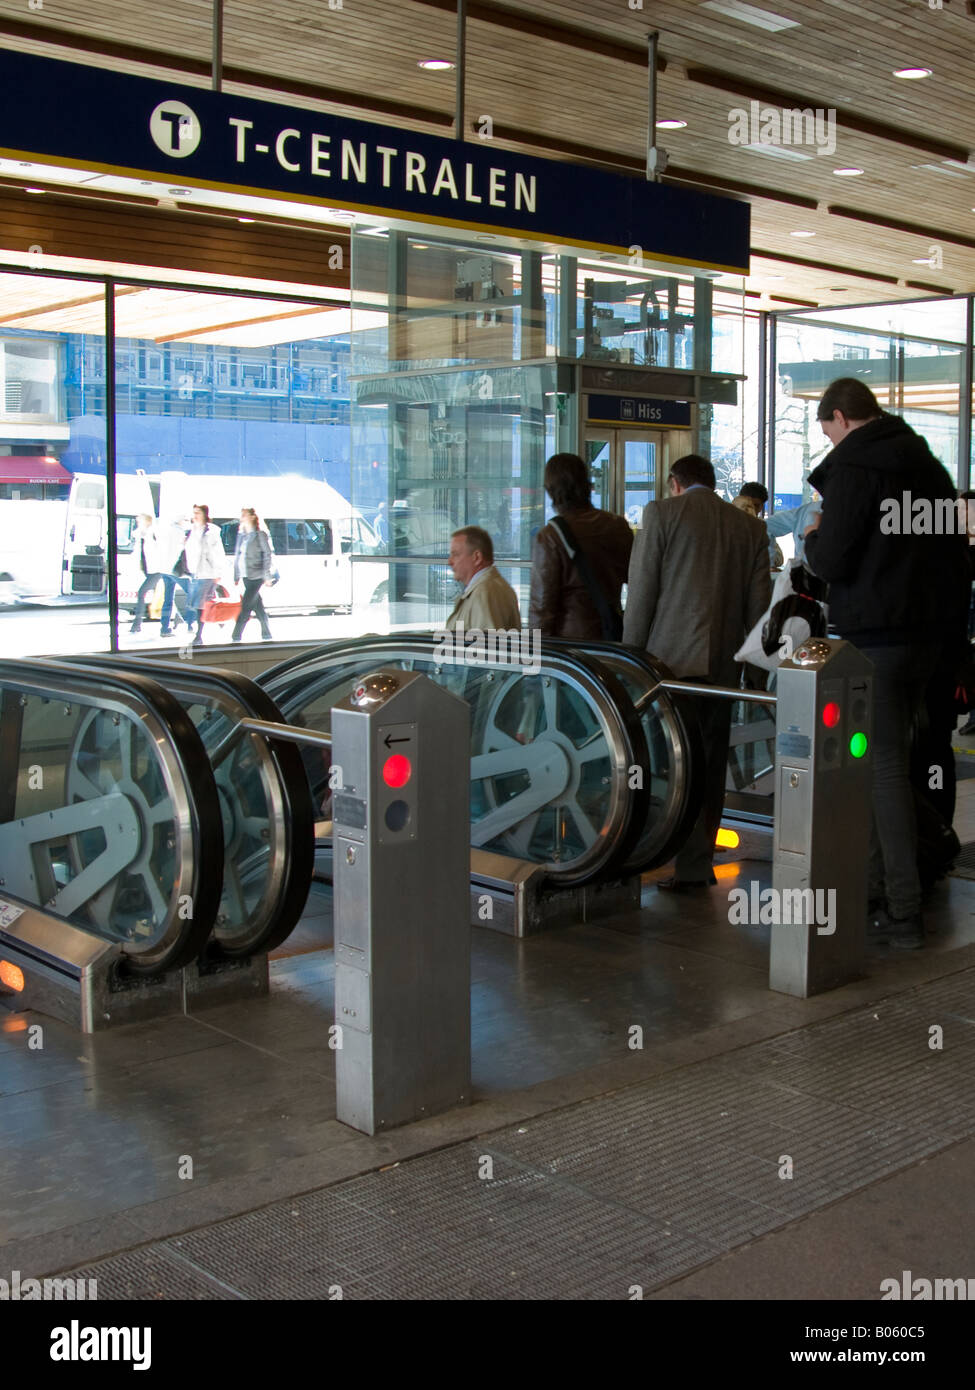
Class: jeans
131,572,163,623
158,574,192,632
186,577,216,631
859,642,941,919
232,578,272,641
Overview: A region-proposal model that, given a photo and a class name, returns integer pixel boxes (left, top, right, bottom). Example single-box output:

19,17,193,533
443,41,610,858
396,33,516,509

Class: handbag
735,559,828,671
201,583,242,624
550,515,624,641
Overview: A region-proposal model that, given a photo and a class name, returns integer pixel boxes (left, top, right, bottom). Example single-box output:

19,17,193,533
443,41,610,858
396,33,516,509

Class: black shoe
657,872,717,893
873,906,925,950
959,717,975,736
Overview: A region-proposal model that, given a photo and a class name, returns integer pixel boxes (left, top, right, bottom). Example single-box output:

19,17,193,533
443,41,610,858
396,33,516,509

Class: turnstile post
769,638,873,996
332,670,471,1133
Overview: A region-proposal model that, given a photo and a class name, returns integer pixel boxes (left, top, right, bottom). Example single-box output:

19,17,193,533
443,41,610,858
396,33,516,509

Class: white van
0,471,154,603
145,472,388,614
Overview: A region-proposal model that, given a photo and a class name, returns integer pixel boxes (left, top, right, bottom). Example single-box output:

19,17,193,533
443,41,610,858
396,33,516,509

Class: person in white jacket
129,513,165,634
184,503,226,645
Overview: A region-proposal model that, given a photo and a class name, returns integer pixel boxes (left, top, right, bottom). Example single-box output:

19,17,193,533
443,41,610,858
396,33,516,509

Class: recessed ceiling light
912,257,934,265
656,119,687,130
700,1,798,31
167,187,191,196
833,167,863,176
894,67,932,79
418,59,454,71
24,187,45,194
237,216,255,223
791,230,816,237
18,162,33,168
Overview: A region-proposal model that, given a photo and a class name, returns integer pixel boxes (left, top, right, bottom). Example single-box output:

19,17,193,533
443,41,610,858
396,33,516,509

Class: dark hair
453,526,494,564
738,482,768,506
193,503,210,524
544,453,591,511
670,454,716,490
816,377,883,423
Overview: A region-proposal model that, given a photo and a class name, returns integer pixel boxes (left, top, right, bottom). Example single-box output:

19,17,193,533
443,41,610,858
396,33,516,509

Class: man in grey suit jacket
623,454,772,890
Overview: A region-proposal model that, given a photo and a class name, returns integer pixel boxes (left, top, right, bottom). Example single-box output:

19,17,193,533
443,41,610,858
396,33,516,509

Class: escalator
0,657,222,978
260,635,706,888
63,655,315,957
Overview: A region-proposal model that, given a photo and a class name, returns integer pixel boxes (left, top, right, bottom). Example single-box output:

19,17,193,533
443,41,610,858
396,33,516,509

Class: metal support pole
211,0,222,92
757,310,768,489
456,0,466,141
646,31,659,181
960,295,973,493
104,280,119,654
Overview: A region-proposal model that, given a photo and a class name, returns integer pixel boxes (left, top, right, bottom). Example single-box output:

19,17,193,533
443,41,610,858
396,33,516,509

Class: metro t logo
149,100,202,158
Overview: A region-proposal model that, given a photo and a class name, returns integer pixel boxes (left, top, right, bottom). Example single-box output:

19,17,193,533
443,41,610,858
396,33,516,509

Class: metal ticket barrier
331,671,470,1134
639,638,873,998
769,638,873,997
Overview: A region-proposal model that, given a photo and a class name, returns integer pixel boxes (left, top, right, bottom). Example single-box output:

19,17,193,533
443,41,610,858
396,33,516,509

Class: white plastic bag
735,559,828,672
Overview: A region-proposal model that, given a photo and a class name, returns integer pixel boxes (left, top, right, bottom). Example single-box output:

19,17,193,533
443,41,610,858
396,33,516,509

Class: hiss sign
587,396,692,428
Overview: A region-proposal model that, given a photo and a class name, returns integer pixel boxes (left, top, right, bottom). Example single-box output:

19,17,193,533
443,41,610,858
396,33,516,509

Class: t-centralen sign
0,49,750,274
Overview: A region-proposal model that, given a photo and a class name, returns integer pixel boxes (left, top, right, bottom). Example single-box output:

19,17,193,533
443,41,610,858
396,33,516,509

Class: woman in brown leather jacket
528,453,633,639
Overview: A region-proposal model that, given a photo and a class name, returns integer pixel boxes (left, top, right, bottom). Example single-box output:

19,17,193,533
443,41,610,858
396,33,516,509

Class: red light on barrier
822,701,841,728
383,754,412,788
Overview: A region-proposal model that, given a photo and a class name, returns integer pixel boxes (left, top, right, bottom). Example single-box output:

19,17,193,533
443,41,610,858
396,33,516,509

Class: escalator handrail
61,655,315,958
0,656,223,974
260,634,652,887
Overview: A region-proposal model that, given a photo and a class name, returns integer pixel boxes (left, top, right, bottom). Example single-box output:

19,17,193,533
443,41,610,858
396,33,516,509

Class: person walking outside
128,513,164,635
232,507,274,642
183,503,226,647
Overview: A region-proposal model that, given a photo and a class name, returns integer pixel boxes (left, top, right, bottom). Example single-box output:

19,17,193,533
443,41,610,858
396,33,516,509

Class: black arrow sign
384,734,410,748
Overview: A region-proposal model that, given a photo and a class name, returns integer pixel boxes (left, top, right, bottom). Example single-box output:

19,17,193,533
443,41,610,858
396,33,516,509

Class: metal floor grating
67,970,975,1300
948,841,975,880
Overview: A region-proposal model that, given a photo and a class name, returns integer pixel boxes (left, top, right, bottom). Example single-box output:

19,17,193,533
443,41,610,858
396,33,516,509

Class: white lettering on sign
275,128,302,171
311,132,332,177
214,120,541,218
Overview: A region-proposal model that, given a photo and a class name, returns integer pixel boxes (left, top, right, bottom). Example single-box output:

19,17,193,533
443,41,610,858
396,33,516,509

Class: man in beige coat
445,526,522,632
623,455,771,890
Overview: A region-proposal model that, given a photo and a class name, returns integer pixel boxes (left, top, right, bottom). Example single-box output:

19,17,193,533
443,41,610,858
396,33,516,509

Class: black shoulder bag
550,515,624,641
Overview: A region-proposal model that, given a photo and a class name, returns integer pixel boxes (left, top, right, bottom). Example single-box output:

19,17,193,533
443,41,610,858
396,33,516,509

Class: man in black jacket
805,378,968,949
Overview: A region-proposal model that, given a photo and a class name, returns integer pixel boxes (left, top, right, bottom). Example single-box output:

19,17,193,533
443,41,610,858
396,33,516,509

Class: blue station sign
0,50,750,274
587,395,692,428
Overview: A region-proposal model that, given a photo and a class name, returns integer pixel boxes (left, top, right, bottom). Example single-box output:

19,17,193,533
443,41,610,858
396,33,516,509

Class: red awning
0,456,72,484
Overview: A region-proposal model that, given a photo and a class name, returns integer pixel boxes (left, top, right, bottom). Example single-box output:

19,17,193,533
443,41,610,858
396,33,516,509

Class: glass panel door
583,435,613,512
619,432,658,526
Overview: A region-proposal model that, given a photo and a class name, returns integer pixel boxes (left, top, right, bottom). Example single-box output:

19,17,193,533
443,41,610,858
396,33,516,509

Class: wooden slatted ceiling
0,188,350,290
0,272,356,345
0,0,972,304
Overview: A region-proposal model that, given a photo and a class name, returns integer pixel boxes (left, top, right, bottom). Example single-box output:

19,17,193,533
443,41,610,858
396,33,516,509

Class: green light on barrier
849,732,868,759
